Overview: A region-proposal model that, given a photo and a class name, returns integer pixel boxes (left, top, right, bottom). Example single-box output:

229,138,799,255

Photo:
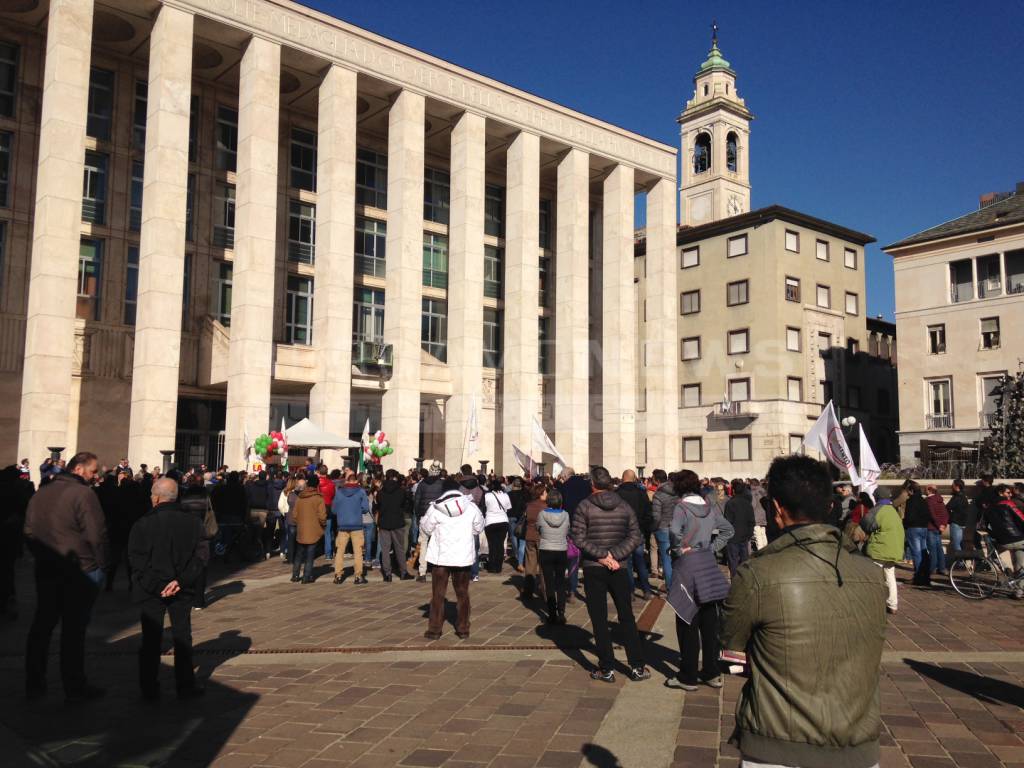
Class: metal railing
213,226,234,249
352,340,393,368
926,413,953,429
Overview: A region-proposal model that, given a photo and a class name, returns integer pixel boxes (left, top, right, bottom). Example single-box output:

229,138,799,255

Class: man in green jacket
864,492,905,614
721,455,887,768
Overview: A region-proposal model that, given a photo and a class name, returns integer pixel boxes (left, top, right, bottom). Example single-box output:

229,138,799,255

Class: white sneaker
472,575,480,582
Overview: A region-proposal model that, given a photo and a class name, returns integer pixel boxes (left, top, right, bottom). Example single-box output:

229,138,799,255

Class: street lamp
478,460,489,476
47,446,65,462
160,450,175,473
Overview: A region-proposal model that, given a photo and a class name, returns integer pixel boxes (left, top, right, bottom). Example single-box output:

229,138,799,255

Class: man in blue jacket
332,470,369,584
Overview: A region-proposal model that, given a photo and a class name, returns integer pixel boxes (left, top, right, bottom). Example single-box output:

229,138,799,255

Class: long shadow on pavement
904,658,1024,709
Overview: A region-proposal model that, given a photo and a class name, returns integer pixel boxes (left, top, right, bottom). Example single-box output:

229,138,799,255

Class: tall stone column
500,131,540,474
554,148,590,470
644,177,679,469
601,164,636,473
17,0,94,477
443,111,485,471
381,90,424,472
225,37,280,468
309,65,357,467
128,5,194,469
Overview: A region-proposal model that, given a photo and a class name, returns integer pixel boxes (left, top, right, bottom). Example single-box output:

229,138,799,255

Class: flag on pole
281,418,288,467
531,415,568,469
512,444,539,477
464,396,480,462
802,401,861,485
358,417,370,473
243,422,251,470
858,424,881,498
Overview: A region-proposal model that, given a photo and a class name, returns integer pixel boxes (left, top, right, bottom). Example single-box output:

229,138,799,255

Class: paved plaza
0,556,1021,768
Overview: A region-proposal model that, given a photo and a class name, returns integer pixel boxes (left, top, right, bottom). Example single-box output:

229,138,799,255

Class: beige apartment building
886,185,1024,466
634,38,894,478
0,0,682,477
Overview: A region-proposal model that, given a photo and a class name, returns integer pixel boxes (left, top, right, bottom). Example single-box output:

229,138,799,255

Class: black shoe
424,631,441,640
400,573,414,581
354,576,368,585
333,575,343,584
590,668,615,684
416,575,427,583
556,612,567,625
455,632,470,640
302,578,314,584
629,666,651,682
65,684,106,704
546,613,557,625
383,574,393,583
177,685,205,700
290,576,301,583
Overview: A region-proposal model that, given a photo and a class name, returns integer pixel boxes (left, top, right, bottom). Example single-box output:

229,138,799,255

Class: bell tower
678,24,753,225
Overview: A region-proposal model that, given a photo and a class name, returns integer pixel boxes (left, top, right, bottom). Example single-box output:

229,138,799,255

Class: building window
726,132,738,173
182,253,192,328
949,258,973,303
421,297,447,361
977,254,1001,298
214,261,232,326
681,383,701,408
0,131,11,207
680,289,700,315
215,106,238,172
844,248,857,269
821,379,833,404
285,275,313,345
728,378,750,402
787,376,803,402
483,245,503,298
789,434,804,455
356,217,386,277
483,307,502,368
785,230,800,252
683,437,703,463
86,67,114,141
129,160,144,231
82,151,108,225
847,337,859,355
730,435,752,462
681,246,699,269
185,173,195,242
287,200,316,264
77,239,102,320
727,279,749,306
485,184,505,237
353,287,384,342
124,245,139,325
927,379,952,428
816,284,831,309
693,133,711,174
539,199,551,248
681,336,701,361
424,167,450,224
845,291,859,315
539,316,552,374
132,79,147,148
728,234,748,258
0,42,17,117
728,328,750,355
188,94,199,164
816,239,830,261
356,148,387,208
981,375,1005,428
785,276,800,302
287,126,317,191
423,233,448,289
848,386,861,409
539,256,551,307
213,183,235,248
980,317,1000,349
926,324,945,355
786,326,801,352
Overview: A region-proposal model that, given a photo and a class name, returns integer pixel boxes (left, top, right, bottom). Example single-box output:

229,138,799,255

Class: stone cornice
166,0,677,178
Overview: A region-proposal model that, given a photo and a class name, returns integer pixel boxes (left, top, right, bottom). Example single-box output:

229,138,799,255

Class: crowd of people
3,450,1024,768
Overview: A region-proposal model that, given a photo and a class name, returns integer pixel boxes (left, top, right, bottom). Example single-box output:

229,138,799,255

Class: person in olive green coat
865,492,905,614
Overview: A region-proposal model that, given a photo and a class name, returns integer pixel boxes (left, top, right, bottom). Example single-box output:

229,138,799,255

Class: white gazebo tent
284,418,360,456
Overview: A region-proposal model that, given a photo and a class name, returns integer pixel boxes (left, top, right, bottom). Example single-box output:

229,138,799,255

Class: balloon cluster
253,430,287,460
363,430,394,464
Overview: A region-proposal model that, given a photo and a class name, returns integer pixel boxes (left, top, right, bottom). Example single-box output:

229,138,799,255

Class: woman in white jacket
482,480,512,573
421,479,484,640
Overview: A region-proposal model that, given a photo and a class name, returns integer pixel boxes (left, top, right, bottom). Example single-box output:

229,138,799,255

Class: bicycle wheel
949,557,997,599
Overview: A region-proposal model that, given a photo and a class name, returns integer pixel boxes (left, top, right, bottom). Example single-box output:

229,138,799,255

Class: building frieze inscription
179,0,676,178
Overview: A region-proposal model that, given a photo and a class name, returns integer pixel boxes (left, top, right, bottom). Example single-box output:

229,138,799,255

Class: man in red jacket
925,485,949,576
317,466,337,561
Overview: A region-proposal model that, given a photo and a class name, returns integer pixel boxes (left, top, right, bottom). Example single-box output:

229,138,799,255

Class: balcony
707,400,758,431
926,413,953,429
213,226,234,249
352,340,393,370
980,411,998,428
288,241,314,264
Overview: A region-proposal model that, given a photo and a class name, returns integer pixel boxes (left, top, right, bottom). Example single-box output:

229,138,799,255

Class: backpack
859,502,890,535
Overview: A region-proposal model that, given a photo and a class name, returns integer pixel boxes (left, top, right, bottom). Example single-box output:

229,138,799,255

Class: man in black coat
377,470,414,582
128,478,206,700
616,470,656,599
724,479,755,577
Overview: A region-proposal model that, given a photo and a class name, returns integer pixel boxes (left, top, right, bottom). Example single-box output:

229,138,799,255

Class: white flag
858,424,881,498
531,415,567,468
802,401,861,485
511,444,538,476
464,396,480,460
359,417,371,472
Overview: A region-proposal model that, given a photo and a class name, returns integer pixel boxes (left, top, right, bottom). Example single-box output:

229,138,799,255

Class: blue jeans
949,523,964,554
324,516,335,558
85,569,106,588
626,545,653,594
363,523,376,566
655,529,672,587
906,527,929,573
282,524,296,561
507,519,521,565
927,529,946,573
408,516,419,558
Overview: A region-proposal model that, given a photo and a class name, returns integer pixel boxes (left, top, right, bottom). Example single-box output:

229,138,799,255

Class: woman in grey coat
536,488,570,625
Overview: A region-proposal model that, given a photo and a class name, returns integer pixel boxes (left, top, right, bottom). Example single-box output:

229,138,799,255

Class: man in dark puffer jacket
571,466,647,684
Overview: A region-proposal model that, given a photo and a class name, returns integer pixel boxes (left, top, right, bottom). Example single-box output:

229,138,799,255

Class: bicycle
948,532,1024,600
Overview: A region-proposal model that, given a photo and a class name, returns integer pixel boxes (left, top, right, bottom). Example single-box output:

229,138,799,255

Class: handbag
566,537,580,562
203,505,219,539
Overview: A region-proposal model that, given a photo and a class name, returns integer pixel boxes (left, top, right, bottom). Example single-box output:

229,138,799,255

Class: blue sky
310,0,1024,320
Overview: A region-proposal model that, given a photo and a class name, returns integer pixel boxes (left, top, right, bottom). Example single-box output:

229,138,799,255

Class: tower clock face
728,195,742,216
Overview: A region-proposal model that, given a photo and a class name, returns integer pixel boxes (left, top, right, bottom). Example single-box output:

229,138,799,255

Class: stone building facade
0,0,679,477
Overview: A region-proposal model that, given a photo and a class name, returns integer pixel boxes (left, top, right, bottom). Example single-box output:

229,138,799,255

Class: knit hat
429,461,442,477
